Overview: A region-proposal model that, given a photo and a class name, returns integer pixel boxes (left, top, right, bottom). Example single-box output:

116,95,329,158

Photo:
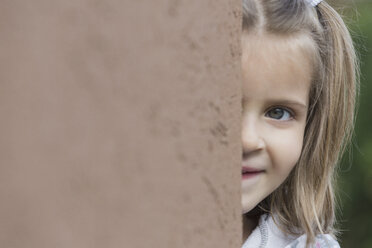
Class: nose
242,117,265,155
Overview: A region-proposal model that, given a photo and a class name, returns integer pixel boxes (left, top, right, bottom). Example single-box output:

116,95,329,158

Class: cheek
269,129,304,176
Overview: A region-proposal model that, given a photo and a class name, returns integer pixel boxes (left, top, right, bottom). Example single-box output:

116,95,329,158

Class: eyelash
241,102,297,121
264,106,296,121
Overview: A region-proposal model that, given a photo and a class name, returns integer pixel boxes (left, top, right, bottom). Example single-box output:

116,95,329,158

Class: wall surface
0,0,242,247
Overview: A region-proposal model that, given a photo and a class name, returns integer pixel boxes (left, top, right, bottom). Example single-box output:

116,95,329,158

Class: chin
242,202,258,215
242,197,262,215
243,205,265,218
242,194,271,216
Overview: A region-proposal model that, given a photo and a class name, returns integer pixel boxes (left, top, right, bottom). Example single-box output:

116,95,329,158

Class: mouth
242,166,265,180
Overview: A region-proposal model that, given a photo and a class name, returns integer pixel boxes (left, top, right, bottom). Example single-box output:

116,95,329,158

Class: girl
241,0,359,247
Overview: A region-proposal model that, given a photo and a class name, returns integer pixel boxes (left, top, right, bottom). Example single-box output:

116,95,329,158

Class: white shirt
242,214,340,248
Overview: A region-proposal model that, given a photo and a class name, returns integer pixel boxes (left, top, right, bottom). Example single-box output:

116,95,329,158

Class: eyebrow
268,100,308,110
242,97,309,110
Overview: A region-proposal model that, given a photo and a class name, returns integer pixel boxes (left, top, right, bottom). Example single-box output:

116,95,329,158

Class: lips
242,166,265,180
242,166,265,174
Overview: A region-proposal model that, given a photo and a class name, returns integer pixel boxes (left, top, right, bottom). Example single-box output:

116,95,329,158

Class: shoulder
286,233,340,248
264,214,340,248
242,214,340,248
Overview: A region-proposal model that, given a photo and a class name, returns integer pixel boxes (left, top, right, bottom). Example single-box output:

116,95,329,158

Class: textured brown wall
0,0,242,247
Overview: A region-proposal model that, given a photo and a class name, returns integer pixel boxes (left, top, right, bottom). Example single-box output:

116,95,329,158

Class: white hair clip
306,0,323,7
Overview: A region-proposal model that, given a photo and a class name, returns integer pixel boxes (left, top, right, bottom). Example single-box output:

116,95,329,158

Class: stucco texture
0,0,242,247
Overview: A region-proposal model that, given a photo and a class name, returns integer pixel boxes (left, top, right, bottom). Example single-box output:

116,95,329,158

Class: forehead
242,32,315,102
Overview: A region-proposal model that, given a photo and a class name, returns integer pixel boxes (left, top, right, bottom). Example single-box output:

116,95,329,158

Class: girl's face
241,33,313,214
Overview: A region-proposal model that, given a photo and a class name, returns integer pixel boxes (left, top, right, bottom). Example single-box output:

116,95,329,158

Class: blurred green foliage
337,1,372,247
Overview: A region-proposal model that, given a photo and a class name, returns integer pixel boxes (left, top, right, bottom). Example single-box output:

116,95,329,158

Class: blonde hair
242,0,359,246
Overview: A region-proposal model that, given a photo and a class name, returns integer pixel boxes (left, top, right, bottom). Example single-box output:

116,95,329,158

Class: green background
331,0,372,247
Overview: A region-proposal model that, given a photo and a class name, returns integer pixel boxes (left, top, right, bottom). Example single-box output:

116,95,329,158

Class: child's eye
265,107,293,121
